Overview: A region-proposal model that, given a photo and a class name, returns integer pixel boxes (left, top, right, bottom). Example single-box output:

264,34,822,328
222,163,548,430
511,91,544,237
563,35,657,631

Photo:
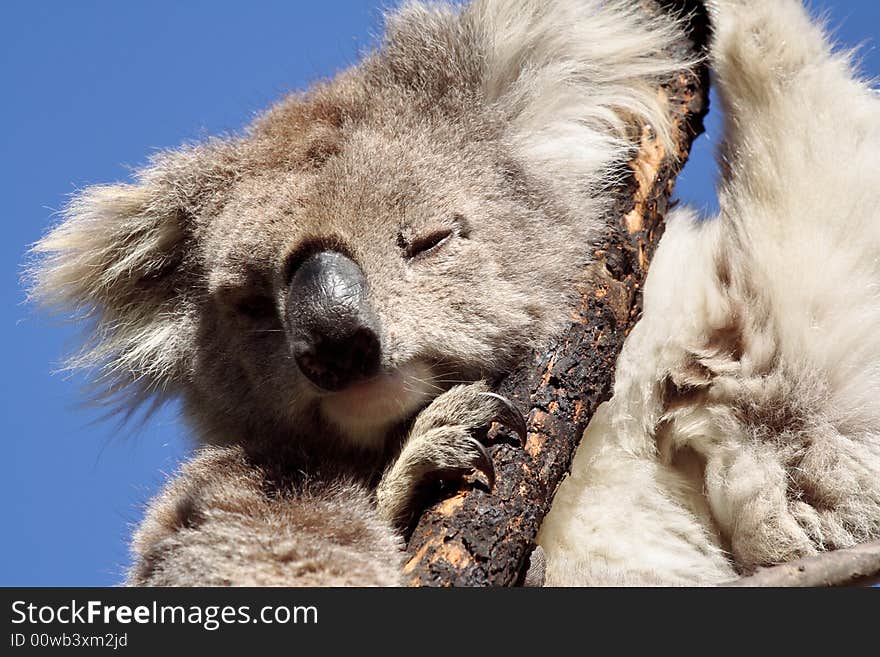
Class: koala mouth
283,250,468,447
318,360,439,448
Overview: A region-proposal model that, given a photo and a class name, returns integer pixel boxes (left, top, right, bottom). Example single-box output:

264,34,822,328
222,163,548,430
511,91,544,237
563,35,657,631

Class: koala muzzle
285,250,381,392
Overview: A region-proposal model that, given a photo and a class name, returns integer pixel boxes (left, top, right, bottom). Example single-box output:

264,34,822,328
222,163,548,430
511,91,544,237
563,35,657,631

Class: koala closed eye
403,228,453,260
400,214,471,261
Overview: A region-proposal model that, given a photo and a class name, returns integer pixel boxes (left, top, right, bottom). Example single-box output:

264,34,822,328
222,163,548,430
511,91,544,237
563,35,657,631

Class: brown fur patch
171,492,204,531
733,387,809,441
715,250,732,289
662,374,709,413
705,315,746,362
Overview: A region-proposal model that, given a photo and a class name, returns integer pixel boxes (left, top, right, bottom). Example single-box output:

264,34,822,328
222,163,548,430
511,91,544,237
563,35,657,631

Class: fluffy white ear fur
28,146,216,410
467,0,692,195
387,0,696,221
539,0,880,584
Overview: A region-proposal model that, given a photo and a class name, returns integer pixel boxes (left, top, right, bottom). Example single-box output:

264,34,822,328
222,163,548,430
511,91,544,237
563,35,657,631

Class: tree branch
403,2,712,587
726,541,880,587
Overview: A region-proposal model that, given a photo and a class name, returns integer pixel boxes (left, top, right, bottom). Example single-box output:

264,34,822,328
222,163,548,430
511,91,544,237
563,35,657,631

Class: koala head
31,0,684,452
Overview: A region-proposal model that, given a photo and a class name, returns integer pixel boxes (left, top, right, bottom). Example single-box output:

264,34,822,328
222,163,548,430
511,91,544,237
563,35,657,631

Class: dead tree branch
403,2,712,587
725,541,880,587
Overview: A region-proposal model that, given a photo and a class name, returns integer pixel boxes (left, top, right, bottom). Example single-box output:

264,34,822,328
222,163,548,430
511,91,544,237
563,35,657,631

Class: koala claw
478,391,528,446
467,435,496,489
376,382,526,526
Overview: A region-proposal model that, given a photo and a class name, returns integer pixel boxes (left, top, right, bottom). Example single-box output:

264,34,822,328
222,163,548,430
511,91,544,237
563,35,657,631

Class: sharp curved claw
469,437,496,489
479,391,528,446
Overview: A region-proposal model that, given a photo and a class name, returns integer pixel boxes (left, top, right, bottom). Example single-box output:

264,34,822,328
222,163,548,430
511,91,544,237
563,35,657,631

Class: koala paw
376,381,526,527
707,438,880,571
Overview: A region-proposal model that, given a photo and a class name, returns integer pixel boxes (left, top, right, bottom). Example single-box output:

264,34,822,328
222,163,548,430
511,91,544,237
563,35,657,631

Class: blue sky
2,1,878,586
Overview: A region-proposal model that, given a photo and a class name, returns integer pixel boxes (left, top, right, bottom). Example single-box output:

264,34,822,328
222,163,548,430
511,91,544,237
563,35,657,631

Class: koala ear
468,0,693,188
381,0,693,198
30,146,219,410
35,180,185,315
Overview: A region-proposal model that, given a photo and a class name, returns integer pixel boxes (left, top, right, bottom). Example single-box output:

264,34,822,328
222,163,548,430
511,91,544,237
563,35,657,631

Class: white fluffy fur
539,0,880,585
470,0,690,191
28,142,238,412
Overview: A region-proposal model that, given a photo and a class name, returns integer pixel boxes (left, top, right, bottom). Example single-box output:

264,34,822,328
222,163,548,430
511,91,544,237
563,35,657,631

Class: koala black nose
285,250,381,392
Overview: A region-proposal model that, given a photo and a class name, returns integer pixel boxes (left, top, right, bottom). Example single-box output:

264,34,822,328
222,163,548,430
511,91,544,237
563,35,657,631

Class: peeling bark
403,2,712,587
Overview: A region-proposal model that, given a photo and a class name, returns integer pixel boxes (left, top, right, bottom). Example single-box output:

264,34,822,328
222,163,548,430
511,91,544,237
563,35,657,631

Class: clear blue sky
3,1,878,586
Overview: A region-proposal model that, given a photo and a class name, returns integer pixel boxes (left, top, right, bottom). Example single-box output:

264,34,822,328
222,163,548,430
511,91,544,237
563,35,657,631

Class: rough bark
403,2,712,587
726,541,880,587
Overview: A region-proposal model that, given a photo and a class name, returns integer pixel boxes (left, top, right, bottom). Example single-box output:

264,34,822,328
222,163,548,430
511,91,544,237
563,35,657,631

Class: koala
33,0,880,587
31,0,694,585
538,0,880,585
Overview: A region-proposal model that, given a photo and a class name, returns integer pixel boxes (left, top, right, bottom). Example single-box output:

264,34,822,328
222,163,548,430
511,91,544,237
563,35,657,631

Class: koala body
32,0,880,585
539,0,880,584
33,0,690,585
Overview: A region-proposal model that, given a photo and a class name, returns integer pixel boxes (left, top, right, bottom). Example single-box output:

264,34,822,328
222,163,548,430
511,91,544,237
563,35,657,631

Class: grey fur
30,0,692,585
34,0,880,587
128,446,404,586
